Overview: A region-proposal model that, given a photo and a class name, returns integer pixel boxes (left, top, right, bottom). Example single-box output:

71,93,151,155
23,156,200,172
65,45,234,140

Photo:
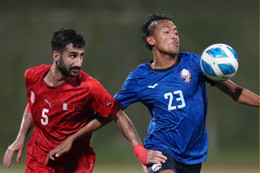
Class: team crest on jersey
30,90,35,104
180,69,191,83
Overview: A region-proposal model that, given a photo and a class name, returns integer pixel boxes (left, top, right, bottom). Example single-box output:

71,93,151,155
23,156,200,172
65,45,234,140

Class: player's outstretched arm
113,110,167,166
215,80,259,107
3,105,34,168
46,114,112,163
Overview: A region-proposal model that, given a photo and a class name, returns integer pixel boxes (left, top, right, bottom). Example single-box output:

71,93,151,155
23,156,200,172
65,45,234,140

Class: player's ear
146,36,155,46
53,51,60,62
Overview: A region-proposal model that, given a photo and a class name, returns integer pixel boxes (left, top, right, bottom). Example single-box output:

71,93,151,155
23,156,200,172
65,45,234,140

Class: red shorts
25,144,96,173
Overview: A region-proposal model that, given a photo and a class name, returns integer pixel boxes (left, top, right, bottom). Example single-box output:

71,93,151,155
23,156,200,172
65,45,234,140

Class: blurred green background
0,0,258,172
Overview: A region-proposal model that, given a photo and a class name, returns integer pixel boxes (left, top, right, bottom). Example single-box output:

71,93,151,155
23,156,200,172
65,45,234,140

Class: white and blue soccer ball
200,43,239,82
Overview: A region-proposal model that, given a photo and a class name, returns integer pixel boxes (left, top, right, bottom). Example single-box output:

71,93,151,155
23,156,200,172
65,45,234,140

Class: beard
57,56,80,77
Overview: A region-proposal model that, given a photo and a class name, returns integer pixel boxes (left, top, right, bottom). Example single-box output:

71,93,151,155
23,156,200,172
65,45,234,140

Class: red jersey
24,64,119,172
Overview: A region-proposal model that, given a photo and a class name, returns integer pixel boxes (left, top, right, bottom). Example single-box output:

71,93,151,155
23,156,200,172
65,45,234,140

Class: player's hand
46,135,75,163
3,139,25,168
146,150,167,165
141,163,148,173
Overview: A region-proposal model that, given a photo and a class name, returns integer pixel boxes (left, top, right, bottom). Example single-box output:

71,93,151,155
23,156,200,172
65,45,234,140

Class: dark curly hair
51,28,85,53
141,13,174,50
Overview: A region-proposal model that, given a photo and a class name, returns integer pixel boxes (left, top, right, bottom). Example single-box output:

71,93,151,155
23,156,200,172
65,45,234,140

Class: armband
132,144,147,165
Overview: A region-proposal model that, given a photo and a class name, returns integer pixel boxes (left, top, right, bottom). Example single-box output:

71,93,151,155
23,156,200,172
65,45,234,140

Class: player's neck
44,66,69,87
151,53,178,70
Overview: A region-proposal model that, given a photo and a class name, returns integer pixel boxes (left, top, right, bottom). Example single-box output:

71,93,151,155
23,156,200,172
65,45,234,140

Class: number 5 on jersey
41,108,49,126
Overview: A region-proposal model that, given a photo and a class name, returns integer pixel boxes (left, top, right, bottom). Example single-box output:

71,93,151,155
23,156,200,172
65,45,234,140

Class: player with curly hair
114,13,259,173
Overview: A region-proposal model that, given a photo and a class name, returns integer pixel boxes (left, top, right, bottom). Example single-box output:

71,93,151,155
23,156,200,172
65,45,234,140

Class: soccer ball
200,43,239,82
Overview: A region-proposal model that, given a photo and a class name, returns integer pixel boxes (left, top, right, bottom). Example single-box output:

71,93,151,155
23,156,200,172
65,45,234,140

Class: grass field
1,162,258,173
94,162,259,173
1,148,258,173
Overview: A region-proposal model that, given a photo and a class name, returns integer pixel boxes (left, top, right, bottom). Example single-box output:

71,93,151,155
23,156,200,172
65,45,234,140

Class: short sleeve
114,72,139,109
89,80,119,119
24,103,31,114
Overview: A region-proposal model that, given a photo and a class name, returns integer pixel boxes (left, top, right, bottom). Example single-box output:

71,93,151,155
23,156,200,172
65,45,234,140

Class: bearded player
3,28,167,172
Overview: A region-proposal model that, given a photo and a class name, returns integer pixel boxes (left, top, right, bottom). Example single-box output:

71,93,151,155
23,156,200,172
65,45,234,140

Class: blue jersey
114,52,214,165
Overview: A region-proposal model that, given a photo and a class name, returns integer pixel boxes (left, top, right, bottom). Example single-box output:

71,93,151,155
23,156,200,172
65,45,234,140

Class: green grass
1,147,258,173
1,162,258,173
93,162,259,173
